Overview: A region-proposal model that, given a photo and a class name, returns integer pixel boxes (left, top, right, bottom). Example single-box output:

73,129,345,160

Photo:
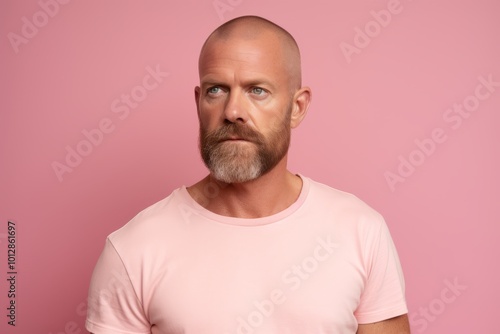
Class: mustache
203,123,264,144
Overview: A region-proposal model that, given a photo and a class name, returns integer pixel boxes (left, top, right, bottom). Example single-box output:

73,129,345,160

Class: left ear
290,86,312,128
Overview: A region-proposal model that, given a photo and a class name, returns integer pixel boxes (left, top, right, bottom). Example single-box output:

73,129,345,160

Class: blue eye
252,87,264,95
208,87,221,94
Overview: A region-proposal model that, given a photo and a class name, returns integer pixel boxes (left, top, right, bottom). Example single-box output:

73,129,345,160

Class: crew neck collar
179,174,310,226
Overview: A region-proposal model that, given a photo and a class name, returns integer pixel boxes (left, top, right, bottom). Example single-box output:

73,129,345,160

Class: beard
199,104,292,184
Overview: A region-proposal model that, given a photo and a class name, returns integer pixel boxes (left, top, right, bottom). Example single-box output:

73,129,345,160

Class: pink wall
1,0,499,333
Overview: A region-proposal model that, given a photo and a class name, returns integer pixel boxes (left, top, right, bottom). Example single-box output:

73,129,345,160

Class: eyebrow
200,78,276,91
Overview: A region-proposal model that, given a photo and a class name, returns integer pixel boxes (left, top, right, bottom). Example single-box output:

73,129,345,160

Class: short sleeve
354,218,408,324
86,238,151,334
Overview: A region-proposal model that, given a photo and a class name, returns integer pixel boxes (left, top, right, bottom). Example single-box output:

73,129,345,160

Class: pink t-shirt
86,176,407,334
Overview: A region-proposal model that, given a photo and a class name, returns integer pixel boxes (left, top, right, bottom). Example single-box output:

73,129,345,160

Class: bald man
86,16,410,334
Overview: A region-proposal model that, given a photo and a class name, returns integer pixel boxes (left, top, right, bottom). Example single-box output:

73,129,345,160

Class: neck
187,158,302,218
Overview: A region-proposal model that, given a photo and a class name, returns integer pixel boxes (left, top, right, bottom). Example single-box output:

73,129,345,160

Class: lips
209,124,261,145
219,137,249,143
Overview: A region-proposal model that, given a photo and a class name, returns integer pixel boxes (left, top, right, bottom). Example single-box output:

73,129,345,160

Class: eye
251,87,265,95
249,87,269,100
207,86,222,95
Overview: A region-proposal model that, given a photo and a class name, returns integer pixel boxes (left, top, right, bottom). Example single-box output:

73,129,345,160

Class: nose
224,89,248,124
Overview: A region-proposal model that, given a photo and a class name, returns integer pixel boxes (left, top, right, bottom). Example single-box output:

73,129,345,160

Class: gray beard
206,141,262,183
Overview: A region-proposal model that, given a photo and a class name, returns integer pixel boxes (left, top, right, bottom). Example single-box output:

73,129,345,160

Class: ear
194,86,201,119
290,86,312,128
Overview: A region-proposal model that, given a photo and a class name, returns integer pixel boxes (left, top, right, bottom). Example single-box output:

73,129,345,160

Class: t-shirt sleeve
354,217,408,324
86,238,151,334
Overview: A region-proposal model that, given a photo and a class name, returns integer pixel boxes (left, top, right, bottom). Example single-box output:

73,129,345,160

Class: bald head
199,16,302,91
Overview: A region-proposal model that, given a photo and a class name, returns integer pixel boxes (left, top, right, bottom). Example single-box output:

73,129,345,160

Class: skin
91,17,409,334
357,314,411,333
189,17,410,333
190,17,310,218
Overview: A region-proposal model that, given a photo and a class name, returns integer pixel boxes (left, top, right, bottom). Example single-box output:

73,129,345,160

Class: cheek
259,102,291,130
198,111,210,126
199,103,221,128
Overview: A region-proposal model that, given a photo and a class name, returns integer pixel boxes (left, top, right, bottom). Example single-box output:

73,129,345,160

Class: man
86,15,410,334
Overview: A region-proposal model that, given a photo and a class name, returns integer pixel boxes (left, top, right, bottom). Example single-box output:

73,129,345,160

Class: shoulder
106,187,190,251
305,176,384,224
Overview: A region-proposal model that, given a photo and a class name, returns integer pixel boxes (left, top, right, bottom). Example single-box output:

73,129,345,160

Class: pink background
1,0,499,333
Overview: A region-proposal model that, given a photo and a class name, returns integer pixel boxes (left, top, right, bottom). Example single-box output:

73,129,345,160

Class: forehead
198,35,288,83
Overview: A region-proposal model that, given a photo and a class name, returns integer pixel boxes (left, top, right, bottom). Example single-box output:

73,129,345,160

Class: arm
357,314,410,334
86,239,150,334
354,214,409,332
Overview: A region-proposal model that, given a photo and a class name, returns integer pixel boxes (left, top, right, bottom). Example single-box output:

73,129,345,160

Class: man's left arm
354,213,409,332
357,314,410,334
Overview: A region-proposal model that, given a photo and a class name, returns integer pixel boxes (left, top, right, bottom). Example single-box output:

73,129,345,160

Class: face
196,33,295,183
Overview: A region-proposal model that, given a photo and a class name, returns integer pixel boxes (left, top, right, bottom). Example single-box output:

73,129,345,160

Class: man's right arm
86,238,150,334
357,314,410,333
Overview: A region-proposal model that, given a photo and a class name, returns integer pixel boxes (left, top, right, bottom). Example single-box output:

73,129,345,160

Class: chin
211,163,262,184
